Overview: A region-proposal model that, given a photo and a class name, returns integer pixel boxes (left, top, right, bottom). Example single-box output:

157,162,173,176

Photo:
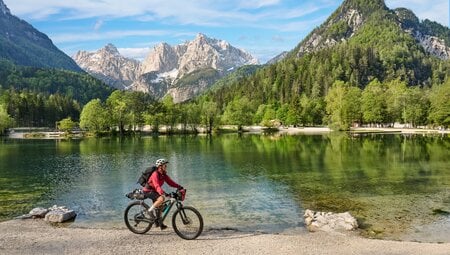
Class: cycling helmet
155,158,169,167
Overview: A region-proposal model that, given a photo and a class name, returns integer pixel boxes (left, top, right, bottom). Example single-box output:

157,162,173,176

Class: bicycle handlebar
166,188,186,201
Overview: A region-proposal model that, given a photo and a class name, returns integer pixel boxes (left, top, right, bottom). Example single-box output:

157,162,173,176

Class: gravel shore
1,219,449,255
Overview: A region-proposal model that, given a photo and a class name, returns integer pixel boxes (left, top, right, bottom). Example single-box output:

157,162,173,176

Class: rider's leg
148,195,164,214
149,196,168,230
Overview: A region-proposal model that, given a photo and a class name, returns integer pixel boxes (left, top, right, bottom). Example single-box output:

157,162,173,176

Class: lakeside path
1,220,449,255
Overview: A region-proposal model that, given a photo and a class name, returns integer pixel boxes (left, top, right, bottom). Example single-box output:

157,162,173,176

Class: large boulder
44,205,77,223
29,207,49,218
304,209,358,232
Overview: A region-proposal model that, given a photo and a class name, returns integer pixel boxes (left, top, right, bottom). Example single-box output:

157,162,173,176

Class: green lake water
0,133,449,242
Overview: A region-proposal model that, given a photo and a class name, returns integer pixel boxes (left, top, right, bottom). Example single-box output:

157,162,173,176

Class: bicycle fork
176,202,191,225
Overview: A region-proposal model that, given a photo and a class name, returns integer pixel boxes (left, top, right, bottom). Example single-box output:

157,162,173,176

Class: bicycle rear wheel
172,206,203,240
124,201,153,234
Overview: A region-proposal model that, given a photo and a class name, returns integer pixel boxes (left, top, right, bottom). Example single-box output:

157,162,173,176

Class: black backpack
137,166,157,188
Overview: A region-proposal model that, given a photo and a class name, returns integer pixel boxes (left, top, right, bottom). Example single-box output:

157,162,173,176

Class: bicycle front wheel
172,206,203,240
124,201,152,234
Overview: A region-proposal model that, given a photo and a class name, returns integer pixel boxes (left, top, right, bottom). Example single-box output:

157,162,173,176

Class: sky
3,0,449,64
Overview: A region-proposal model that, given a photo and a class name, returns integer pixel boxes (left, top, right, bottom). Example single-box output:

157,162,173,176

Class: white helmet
155,158,169,167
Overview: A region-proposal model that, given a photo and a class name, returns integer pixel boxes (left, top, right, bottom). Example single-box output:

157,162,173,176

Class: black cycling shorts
144,191,161,202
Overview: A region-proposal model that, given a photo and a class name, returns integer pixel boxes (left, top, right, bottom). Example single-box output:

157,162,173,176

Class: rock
29,207,49,218
44,205,77,223
304,209,358,232
14,214,33,220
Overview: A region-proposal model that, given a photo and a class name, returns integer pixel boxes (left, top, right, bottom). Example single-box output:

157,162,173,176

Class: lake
0,133,449,242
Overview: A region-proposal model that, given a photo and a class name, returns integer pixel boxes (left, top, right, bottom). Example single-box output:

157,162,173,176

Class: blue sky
3,0,449,63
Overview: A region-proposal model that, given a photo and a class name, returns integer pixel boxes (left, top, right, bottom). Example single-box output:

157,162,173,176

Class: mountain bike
124,188,203,240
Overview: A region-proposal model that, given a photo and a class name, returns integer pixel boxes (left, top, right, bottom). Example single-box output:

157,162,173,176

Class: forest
1,4,450,135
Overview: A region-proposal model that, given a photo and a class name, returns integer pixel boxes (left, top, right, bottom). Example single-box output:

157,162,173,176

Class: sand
0,219,449,255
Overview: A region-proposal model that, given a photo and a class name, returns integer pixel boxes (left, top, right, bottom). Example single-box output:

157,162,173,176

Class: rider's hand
178,186,184,190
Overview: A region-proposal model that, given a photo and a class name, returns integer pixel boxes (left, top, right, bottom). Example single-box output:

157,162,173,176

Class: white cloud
51,29,170,44
276,16,328,32
238,0,281,9
118,47,151,61
93,20,103,31
3,0,329,27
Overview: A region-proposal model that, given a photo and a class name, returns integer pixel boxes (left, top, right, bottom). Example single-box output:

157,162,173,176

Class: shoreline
1,219,449,255
6,126,449,139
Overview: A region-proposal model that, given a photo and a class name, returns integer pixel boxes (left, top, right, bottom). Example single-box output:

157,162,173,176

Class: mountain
73,33,259,102
395,8,450,59
73,44,141,89
0,0,82,72
202,0,450,119
294,0,450,60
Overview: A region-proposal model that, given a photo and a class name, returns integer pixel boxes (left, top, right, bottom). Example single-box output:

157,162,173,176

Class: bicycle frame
159,198,178,223
142,197,184,225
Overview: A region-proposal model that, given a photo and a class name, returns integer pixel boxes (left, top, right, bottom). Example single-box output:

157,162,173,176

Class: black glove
178,186,184,190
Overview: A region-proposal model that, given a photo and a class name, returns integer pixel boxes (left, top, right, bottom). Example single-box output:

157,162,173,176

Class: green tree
123,91,152,132
428,79,450,127
106,91,131,135
185,103,201,133
361,79,386,125
285,104,300,126
276,104,289,125
221,97,254,131
253,104,267,124
325,81,361,130
0,104,14,135
403,87,430,127
200,100,219,133
261,104,277,127
161,96,179,134
57,117,77,133
79,99,109,134
385,79,408,125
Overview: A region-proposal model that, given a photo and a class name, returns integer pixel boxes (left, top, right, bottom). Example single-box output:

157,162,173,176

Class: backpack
137,166,157,188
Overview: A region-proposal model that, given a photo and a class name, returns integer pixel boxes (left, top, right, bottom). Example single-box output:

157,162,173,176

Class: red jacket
143,170,180,195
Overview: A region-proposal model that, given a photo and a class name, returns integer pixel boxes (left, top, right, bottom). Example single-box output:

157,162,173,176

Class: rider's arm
164,175,181,189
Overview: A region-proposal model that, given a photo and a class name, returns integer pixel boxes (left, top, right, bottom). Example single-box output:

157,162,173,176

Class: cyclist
143,158,183,230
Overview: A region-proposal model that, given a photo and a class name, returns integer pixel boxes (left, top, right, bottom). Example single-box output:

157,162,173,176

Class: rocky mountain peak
0,0,10,16
74,34,259,102
340,0,387,13
395,8,419,28
73,45,141,89
102,43,120,56
296,5,365,57
141,42,179,74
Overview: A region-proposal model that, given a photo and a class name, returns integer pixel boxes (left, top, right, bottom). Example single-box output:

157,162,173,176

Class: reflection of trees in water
218,133,450,238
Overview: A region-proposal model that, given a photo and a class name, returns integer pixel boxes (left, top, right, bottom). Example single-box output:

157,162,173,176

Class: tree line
1,73,449,136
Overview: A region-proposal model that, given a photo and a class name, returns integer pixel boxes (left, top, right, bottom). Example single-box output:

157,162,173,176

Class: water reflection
0,134,449,241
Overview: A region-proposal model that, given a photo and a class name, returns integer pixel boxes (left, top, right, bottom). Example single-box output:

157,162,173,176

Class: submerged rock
304,209,358,232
